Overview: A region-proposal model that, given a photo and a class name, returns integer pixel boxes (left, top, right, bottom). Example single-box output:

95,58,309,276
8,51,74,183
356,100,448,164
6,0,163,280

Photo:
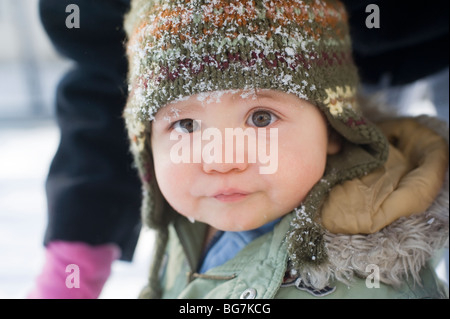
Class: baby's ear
327,128,342,155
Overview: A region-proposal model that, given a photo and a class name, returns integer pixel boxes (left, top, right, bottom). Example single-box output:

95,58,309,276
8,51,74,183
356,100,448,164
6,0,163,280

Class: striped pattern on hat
124,0,359,123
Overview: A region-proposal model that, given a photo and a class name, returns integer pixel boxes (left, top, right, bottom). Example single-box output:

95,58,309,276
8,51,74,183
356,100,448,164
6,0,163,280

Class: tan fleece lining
321,118,449,234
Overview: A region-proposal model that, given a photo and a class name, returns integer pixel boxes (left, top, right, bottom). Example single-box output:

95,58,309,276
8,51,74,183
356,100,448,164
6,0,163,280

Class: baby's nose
202,159,249,174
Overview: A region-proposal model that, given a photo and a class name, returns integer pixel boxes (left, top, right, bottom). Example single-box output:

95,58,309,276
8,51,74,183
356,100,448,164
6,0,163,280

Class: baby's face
151,90,338,231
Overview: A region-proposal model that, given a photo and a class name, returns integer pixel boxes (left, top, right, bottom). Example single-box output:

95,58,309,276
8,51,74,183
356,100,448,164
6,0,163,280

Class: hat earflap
287,104,389,268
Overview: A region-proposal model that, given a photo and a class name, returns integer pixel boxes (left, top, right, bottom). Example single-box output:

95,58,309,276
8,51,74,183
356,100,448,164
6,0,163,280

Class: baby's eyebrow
156,102,201,120
251,90,285,101
234,89,280,104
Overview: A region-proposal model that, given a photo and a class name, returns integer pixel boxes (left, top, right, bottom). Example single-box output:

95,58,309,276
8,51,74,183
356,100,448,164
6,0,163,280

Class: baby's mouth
212,189,250,202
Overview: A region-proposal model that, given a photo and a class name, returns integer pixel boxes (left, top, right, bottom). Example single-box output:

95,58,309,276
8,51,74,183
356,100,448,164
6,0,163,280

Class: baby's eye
172,119,200,133
246,110,278,127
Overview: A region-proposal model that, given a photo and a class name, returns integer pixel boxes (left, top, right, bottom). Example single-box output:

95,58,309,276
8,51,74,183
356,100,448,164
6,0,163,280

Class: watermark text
169,122,279,174
65,264,80,289
65,4,80,29
365,4,380,29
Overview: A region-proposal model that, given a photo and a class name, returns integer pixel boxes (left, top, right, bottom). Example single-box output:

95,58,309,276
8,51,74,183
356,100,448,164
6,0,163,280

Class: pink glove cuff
28,241,120,299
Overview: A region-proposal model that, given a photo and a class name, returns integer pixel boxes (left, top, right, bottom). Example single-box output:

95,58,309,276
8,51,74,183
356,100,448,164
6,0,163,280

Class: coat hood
290,113,449,289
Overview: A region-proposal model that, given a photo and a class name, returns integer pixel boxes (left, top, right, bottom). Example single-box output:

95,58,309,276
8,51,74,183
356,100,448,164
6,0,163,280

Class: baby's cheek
275,152,323,203
156,163,194,208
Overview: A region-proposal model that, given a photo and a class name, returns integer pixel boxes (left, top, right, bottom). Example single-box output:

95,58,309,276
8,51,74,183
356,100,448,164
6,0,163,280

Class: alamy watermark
365,264,380,288
65,264,80,289
170,121,279,174
65,4,80,29
365,4,380,29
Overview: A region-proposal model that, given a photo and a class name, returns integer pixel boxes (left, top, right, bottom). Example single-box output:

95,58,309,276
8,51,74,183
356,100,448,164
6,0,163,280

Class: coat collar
174,213,293,298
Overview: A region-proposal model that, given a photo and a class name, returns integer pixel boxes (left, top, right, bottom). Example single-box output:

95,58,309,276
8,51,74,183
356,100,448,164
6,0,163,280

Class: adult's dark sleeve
342,0,449,85
40,0,141,261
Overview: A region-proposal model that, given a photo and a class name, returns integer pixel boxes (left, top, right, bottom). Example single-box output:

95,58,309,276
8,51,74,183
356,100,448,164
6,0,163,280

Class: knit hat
123,0,388,272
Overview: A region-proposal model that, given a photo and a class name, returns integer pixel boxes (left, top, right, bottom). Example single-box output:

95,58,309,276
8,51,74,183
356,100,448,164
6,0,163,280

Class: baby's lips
211,188,250,197
211,188,251,202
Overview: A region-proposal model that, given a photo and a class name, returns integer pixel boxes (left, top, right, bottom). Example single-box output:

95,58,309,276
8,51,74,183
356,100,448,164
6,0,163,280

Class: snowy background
0,0,448,299
0,0,154,299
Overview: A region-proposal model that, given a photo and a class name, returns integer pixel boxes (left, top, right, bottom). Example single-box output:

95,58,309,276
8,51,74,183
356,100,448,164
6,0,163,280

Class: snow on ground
0,119,154,299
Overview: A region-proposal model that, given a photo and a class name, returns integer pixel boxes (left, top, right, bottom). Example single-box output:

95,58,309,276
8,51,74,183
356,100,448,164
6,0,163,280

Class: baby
124,0,448,298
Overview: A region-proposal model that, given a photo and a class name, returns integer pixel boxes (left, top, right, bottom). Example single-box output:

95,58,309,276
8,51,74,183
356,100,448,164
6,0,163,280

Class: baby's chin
176,200,285,231
207,217,276,232
180,214,264,232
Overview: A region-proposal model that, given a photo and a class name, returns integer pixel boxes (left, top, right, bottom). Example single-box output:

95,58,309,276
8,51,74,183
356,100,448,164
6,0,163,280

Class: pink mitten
28,241,120,299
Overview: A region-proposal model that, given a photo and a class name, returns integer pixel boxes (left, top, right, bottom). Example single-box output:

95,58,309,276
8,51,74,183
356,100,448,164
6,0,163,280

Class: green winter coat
141,116,449,299
158,212,446,299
